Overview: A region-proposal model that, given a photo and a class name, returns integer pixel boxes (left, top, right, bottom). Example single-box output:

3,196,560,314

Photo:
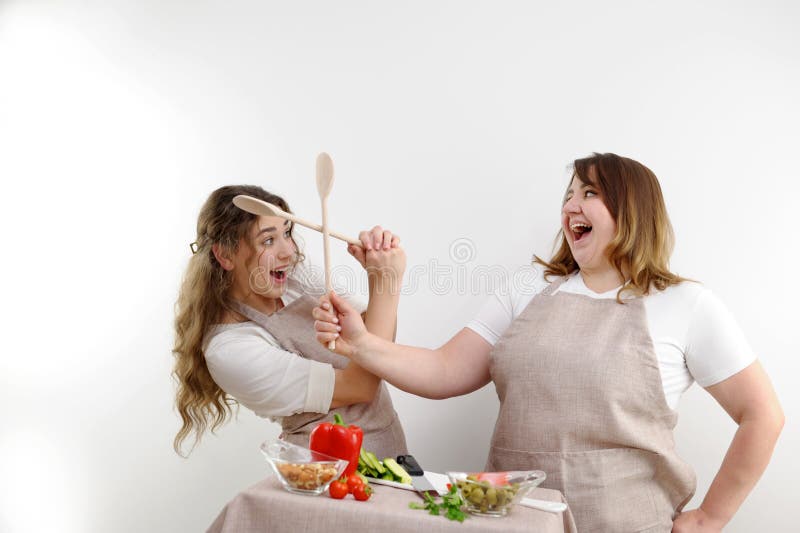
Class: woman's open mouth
269,268,288,284
570,222,593,243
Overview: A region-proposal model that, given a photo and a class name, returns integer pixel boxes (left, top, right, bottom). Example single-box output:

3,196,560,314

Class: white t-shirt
202,263,367,421
467,267,756,410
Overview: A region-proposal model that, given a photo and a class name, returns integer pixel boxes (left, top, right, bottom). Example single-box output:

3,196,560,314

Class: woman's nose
562,196,581,214
277,239,295,259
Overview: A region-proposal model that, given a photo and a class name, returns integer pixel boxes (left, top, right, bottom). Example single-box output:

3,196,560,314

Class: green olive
496,489,507,507
468,487,484,504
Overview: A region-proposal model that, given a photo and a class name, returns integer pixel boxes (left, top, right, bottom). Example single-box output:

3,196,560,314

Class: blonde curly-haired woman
173,185,407,459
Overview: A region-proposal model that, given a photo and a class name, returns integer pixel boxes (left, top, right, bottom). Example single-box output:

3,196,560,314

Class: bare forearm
699,416,783,526
363,274,401,341
352,333,450,399
331,276,401,407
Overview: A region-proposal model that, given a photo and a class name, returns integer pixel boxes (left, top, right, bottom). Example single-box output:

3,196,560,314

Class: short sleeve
204,326,335,418
466,265,549,345
685,290,757,387
467,290,516,346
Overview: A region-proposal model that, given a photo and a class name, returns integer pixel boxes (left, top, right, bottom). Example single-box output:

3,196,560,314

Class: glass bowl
446,470,547,517
260,439,348,496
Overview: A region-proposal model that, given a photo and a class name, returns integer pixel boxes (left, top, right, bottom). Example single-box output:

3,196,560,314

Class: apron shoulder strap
540,272,573,296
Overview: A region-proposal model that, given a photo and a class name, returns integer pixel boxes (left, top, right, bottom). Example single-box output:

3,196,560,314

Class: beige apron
233,295,408,459
487,275,696,532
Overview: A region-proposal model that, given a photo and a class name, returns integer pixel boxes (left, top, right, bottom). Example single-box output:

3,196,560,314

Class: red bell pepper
309,413,363,477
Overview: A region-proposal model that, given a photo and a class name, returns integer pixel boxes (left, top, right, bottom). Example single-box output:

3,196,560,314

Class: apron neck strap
231,300,273,325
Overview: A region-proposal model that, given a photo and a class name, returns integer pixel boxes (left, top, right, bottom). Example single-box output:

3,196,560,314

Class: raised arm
316,291,493,399
354,225,405,341
329,226,405,407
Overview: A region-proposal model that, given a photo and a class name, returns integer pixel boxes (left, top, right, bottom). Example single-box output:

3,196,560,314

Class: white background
1,1,798,532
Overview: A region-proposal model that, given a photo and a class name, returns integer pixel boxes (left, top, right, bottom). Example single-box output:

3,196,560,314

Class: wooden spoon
232,195,362,246
316,152,336,350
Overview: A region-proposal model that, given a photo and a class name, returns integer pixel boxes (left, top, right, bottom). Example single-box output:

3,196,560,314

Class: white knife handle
519,497,568,513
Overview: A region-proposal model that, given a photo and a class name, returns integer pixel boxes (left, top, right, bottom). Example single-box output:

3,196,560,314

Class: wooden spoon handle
281,212,362,247
320,198,336,350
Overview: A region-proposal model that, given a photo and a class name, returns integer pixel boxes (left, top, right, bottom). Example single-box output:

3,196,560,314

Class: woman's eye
585,190,597,197
284,230,292,238
263,238,274,246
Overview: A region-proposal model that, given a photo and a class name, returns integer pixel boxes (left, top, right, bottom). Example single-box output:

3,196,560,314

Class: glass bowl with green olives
446,470,547,517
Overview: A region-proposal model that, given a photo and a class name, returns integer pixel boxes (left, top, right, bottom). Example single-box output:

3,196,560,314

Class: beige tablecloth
208,475,577,533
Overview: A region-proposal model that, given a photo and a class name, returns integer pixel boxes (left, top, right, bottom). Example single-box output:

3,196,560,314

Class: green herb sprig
408,485,466,523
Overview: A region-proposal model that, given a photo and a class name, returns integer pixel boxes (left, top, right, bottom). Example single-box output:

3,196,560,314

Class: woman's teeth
570,223,592,241
270,269,286,280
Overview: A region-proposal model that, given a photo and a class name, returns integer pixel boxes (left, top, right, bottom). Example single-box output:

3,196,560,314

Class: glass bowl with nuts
261,439,349,496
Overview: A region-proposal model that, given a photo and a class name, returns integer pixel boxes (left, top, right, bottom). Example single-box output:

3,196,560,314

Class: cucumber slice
366,451,386,474
359,448,371,465
383,458,413,485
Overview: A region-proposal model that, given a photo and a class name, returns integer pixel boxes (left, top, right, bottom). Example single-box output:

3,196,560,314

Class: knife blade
396,454,440,499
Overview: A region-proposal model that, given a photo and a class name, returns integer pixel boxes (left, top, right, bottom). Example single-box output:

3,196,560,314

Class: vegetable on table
352,483,373,501
383,458,413,485
309,413,363,477
328,477,348,499
357,449,412,485
328,474,373,502
408,485,466,522
347,475,364,494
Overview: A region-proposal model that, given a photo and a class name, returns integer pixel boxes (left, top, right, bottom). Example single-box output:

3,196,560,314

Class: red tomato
329,477,348,499
347,475,364,494
353,483,373,501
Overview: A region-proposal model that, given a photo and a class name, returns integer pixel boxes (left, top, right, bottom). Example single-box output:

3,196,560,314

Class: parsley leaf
408,486,466,523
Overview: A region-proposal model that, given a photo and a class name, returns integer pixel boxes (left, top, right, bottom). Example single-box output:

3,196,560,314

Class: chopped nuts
276,462,339,491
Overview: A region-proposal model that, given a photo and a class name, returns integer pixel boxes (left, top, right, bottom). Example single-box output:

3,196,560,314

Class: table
208,475,576,533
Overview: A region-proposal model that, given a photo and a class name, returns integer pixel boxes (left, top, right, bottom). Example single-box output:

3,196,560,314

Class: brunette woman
313,154,783,532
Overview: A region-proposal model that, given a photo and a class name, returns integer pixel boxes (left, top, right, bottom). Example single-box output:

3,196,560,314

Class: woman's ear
212,243,235,271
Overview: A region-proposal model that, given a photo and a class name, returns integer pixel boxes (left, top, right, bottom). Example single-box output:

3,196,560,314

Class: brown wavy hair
534,153,689,302
172,185,303,456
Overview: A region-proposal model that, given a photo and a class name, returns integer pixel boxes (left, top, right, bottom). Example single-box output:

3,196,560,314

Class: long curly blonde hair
535,153,689,302
172,185,302,456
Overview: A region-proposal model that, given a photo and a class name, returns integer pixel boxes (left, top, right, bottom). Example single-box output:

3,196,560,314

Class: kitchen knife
396,455,439,499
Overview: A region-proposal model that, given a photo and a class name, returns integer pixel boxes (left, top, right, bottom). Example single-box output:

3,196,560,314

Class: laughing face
561,172,617,274
231,215,298,303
